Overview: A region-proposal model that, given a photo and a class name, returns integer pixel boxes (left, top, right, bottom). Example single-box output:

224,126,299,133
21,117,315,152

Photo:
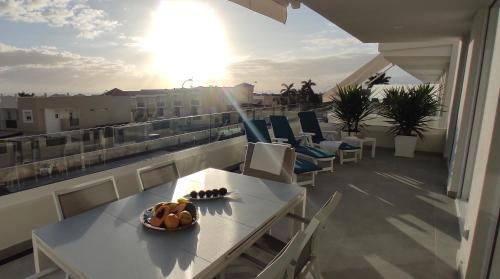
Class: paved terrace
0,148,459,279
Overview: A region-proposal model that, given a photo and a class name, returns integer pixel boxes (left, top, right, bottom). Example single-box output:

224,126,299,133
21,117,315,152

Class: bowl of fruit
185,187,229,201
140,198,197,231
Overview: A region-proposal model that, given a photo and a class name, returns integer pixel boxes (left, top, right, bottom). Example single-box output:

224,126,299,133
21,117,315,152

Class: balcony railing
69,118,79,127
0,105,326,196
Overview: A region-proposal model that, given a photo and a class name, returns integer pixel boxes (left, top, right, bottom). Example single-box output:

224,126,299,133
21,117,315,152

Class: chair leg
339,151,344,165
312,172,316,187
310,260,325,279
330,159,334,173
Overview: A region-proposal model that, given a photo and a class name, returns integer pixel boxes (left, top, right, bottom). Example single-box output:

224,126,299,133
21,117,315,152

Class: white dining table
32,168,306,279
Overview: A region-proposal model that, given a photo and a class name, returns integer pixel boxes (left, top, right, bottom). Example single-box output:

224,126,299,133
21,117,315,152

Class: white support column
444,39,470,163
440,41,462,132
446,9,489,197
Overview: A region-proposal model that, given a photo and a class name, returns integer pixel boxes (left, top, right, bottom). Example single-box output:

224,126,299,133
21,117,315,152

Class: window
174,107,181,117
156,108,164,117
191,106,198,115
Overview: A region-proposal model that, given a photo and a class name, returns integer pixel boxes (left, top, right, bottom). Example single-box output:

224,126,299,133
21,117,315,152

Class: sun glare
143,1,231,86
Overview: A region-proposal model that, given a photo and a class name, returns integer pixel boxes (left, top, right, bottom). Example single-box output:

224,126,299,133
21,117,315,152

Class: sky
0,0,419,94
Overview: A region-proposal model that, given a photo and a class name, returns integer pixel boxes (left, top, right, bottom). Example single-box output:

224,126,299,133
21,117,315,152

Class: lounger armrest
286,213,311,224
299,132,316,136
322,130,339,140
272,137,289,144
296,134,313,146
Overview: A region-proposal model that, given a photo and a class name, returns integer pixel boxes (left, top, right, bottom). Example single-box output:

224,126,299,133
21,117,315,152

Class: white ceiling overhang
301,0,493,43
229,0,289,23
379,40,459,82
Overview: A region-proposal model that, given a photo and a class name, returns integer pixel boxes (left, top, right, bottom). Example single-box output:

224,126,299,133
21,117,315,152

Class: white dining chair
223,192,343,279
242,142,296,184
29,177,120,279
136,161,180,191
53,176,119,221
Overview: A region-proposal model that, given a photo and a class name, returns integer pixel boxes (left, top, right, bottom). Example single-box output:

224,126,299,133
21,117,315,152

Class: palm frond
329,84,376,133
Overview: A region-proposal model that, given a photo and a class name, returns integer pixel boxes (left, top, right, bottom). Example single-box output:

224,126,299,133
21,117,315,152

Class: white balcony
0,145,458,278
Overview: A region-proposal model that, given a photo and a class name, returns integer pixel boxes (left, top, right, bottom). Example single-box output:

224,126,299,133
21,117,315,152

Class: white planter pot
341,131,360,139
394,135,417,158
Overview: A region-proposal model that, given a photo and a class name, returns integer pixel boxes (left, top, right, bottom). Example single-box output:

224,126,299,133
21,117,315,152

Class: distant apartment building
17,95,132,134
105,83,255,122
0,96,18,131
253,93,283,107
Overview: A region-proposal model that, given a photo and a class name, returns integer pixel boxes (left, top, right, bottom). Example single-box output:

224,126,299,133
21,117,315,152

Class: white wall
0,136,246,253
324,116,447,154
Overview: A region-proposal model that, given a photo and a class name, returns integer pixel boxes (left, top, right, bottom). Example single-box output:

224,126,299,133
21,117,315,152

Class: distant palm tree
280,83,297,105
366,72,391,89
300,79,320,104
17,91,34,97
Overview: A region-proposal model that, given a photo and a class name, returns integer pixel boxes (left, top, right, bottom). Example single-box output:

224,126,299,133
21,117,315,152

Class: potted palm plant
330,85,376,136
379,84,442,158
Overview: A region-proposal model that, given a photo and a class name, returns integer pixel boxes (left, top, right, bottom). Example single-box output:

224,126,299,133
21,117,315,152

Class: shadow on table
195,198,234,217
139,223,200,275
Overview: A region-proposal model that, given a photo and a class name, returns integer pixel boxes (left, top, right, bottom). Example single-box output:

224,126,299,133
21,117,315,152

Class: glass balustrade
0,105,326,195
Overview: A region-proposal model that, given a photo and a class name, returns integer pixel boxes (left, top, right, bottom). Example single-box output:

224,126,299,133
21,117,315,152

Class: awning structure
229,0,289,23
322,54,392,101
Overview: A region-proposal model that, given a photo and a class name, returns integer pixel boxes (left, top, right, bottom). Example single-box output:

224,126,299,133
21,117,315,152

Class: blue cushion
244,120,272,143
298,111,325,144
269,115,300,146
294,159,322,174
339,142,360,150
295,145,336,159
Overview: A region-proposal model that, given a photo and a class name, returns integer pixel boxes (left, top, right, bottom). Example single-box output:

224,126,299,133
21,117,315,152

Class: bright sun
143,0,231,86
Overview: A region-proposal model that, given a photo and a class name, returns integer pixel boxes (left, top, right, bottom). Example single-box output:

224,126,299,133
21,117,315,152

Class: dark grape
219,187,228,196
205,190,213,197
190,191,198,198
212,189,219,196
198,190,205,198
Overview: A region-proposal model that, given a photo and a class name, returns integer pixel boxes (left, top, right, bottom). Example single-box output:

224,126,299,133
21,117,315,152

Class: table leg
289,192,307,239
371,141,376,158
33,237,56,273
359,144,363,160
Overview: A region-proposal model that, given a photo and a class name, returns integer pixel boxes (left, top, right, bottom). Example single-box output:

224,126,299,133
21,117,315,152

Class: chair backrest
298,111,325,144
269,115,300,147
242,143,296,184
136,161,180,191
53,176,119,221
256,192,342,279
255,231,306,279
244,120,273,143
294,192,343,277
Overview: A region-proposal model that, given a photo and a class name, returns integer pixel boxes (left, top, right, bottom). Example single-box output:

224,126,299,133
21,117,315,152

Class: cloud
300,29,377,54
0,43,157,93
0,0,118,39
